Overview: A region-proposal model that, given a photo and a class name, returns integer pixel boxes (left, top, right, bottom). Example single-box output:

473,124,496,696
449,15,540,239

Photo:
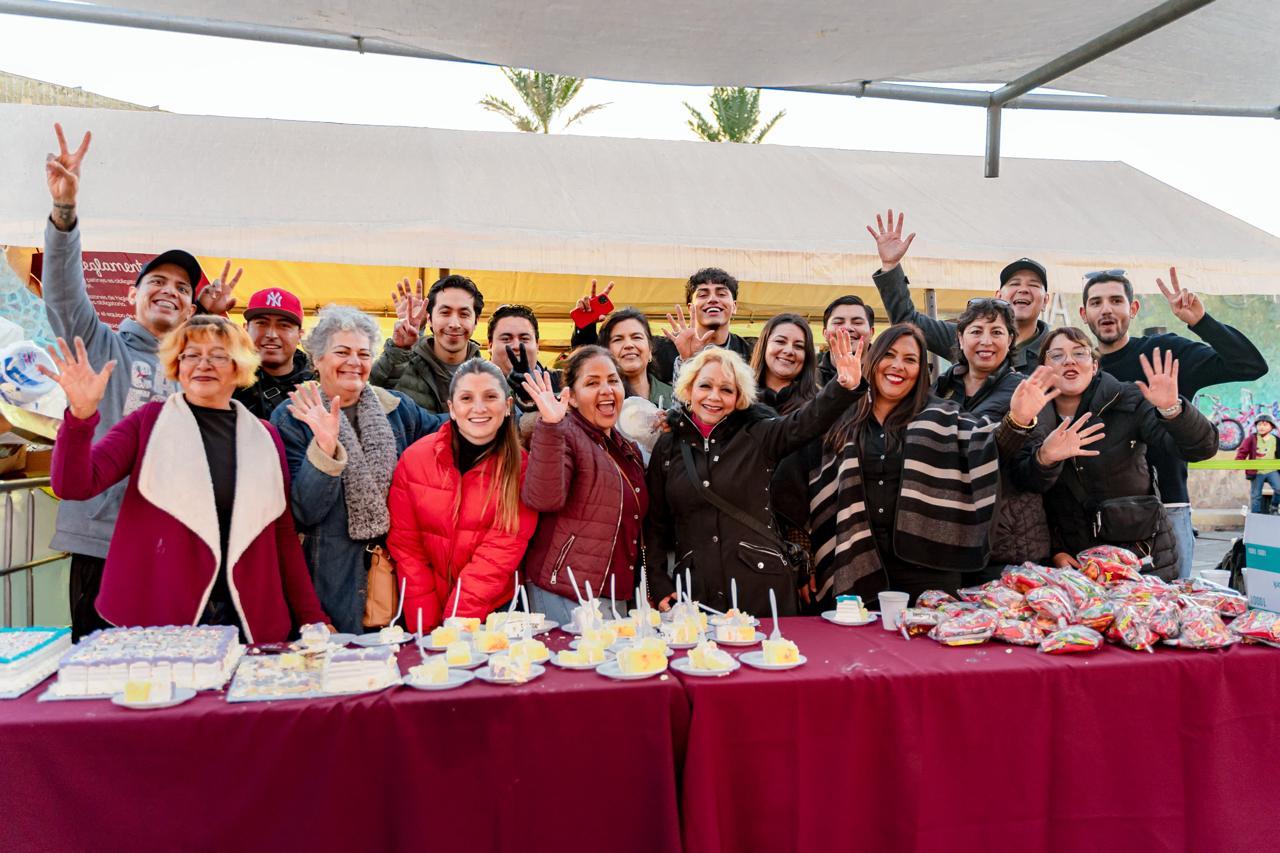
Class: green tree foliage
684,87,785,143
480,68,608,133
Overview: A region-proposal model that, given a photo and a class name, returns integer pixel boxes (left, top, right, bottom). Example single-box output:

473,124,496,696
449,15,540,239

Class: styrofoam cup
878,591,910,631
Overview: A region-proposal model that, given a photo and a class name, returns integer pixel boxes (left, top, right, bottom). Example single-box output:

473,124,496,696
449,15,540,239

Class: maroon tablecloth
676,617,1280,853
0,632,688,853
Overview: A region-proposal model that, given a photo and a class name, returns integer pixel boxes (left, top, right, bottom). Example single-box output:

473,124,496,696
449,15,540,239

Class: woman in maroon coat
45,318,329,642
520,346,648,625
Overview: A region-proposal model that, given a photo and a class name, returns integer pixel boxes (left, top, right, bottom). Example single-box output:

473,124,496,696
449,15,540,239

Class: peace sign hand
828,327,864,391
1156,267,1205,327
1136,347,1181,413
198,260,242,314
575,279,615,316
47,124,91,230
39,337,115,420
287,382,343,459
392,278,428,330
1036,412,1106,465
865,208,916,272
1008,365,1060,426
664,304,714,360
506,343,540,409
521,367,570,424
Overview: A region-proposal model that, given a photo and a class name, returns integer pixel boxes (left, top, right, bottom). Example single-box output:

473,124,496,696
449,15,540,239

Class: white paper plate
739,650,808,671
709,614,759,627
671,656,739,677
353,632,414,647
473,663,547,685
820,611,879,627
403,669,475,691
549,650,613,670
709,630,765,647
662,638,700,650
596,658,667,681
110,687,197,710
610,640,675,657
441,651,488,670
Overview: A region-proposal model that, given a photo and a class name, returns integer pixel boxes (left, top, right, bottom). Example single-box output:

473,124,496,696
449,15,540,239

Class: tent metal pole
984,106,1002,179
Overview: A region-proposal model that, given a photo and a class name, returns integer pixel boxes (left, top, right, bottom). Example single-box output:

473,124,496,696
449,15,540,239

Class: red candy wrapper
1147,599,1182,640
1001,563,1053,594
917,590,958,610
978,584,1030,617
1228,609,1280,644
1077,545,1144,584
1047,568,1106,611
1077,600,1116,633
1174,606,1236,650
1038,624,1104,654
1026,585,1076,626
1108,603,1159,653
994,618,1045,646
956,585,987,604
929,609,999,646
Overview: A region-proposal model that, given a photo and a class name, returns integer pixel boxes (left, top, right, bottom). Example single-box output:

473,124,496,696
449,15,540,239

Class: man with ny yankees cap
232,286,315,418
867,209,1051,374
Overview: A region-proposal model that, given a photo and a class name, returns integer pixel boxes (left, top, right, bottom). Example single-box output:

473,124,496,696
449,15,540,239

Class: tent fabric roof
2,103,1278,295
83,0,1280,107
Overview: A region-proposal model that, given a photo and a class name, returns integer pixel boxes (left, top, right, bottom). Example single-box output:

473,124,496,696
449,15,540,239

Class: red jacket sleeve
520,418,576,512
455,455,538,618
1236,434,1257,460
51,408,143,500
388,451,443,631
269,429,329,628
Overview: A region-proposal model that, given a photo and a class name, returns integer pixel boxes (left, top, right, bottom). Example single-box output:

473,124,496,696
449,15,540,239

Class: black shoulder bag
679,442,811,576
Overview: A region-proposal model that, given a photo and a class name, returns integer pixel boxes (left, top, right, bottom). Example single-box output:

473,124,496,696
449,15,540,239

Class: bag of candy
1001,562,1053,593
899,608,943,639
1047,568,1106,611
1228,609,1280,644
917,590,957,610
956,585,986,603
1026,585,1076,625
1107,603,1159,653
1173,606,1236,650
978,584,1030,617
994,618,1045,646
938,601,981,618
1076,600,1116,633
1147,598,1182,640
1038,624,1104,654
929,609,998,646
1185,589,1248,619
1077,545,1143,584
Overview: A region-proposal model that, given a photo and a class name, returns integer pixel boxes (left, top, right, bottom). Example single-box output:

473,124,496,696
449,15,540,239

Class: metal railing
0,477,67,627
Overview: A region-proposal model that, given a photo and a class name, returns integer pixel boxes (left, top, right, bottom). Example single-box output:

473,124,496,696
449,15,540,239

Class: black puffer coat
644,378,861,616
1012,371,1218,579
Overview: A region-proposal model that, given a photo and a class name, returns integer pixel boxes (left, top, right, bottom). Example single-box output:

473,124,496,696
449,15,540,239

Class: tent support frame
2,0,1276,178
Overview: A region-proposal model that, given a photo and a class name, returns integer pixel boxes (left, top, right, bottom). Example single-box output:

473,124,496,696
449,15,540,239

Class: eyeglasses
1083,268,1128,284
179,353,232,366
1044,348,1093,365
967,297,1012,310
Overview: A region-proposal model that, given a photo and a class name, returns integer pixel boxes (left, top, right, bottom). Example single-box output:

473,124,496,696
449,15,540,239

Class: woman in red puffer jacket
388,360,538,631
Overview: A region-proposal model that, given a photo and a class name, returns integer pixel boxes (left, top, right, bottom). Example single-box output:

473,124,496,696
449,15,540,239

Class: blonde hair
160,315,261,387
673,347,757,410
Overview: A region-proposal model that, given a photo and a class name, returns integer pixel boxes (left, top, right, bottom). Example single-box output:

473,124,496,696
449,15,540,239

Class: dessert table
0,636,689,853
675,617,1280,853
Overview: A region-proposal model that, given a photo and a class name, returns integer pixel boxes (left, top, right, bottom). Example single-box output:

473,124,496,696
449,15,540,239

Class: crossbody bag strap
680,441,784,548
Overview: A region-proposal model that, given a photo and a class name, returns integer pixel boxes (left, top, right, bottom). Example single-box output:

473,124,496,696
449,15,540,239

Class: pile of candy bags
900,545,1271,656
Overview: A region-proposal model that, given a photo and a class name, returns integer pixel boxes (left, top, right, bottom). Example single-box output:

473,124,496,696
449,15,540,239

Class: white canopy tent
3,103,1278,298
2,0,1277,175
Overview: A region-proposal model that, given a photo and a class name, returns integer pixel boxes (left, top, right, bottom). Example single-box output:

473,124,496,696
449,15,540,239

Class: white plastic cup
878,591,910,631
1200,569,1231,588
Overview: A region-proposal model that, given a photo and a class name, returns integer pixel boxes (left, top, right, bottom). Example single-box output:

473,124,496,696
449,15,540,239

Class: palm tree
480,68,609,133
684,87,785,143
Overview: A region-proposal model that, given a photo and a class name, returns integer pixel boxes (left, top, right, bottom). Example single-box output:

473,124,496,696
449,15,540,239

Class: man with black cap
1238,415,1280,514
867,209,1051,373
42,124,216,636
1081,266,1267,576
233,286,314,418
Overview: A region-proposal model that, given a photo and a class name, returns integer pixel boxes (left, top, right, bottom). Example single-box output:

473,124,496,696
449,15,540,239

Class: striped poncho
809,400,1000,598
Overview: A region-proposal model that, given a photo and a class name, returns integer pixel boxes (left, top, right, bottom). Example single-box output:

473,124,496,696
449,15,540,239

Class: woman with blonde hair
387,359,538,629
45,317,329,641
643,329,863,616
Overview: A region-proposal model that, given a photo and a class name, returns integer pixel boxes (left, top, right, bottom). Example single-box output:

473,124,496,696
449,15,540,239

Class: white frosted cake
321,646,400,693
51,626,243,697
835,595,869,623
0,627,72,696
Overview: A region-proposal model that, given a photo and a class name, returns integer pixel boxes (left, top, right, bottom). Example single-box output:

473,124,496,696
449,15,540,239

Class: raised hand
521,367,570,424
1136,347,1181,413
575,279,615,317
47,123,91,230
828,327,864,390
392,278,428,330
505,343,539,408
1155,267,1205,327
664,304,714,360
865,208,916,272
1008,365,1060,426
198,260,242,314
39,337,114,420
287,382,343,458
391,318,420,348
1035,412,1106,466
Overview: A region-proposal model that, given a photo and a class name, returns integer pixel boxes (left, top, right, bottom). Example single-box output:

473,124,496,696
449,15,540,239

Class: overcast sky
4,12,1278,238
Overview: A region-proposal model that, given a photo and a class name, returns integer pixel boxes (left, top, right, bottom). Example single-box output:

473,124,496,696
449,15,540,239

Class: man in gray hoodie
44,124,203,636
